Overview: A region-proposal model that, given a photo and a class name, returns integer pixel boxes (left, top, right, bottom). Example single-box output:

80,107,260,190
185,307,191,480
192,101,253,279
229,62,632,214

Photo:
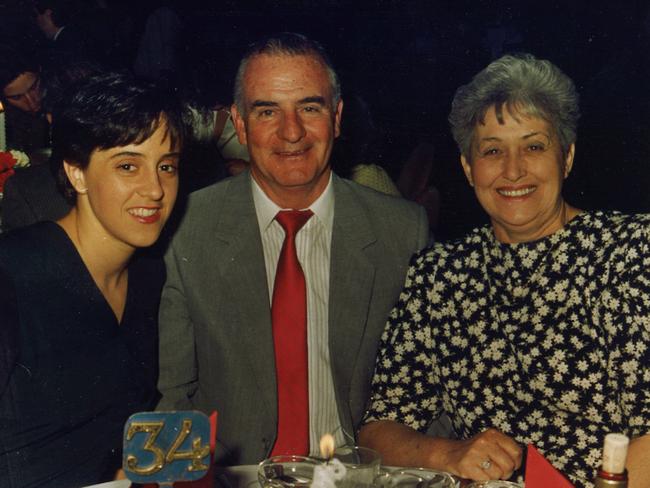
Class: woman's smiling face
66,121,180,250
461,105,575,243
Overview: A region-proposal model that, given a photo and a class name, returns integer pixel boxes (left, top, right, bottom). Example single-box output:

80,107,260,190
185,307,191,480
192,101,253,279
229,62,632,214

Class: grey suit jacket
157,171,428,465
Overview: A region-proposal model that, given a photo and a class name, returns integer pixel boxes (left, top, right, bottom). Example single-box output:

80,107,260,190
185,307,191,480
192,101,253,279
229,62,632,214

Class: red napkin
524,444,575,488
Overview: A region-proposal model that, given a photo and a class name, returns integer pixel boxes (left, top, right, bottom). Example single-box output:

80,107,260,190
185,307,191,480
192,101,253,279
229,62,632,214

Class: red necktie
270,209,313,456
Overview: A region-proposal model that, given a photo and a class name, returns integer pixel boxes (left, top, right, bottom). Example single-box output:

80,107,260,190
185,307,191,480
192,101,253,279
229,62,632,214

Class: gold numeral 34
126,420,210,475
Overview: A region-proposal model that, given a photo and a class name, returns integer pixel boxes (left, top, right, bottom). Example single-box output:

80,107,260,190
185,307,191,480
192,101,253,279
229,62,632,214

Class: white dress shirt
252,173,347,455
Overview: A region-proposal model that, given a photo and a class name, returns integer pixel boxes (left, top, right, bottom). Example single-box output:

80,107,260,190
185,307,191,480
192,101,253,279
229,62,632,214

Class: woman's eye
482,148,500,156
159,163,178,174
527,144,545,151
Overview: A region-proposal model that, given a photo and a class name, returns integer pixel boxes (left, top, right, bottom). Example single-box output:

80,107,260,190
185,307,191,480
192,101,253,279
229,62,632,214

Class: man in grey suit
157,33,429,466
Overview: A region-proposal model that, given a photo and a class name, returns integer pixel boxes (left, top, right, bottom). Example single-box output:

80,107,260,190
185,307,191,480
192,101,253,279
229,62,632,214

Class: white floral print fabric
363,211,650,488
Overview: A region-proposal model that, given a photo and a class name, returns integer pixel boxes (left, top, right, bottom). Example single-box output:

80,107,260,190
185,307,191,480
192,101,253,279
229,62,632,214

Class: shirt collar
53,26,65,41
252,172,335,233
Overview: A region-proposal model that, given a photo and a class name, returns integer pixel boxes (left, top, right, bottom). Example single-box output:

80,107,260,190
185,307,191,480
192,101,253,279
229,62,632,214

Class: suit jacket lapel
328,176,377,429
211,172,277,416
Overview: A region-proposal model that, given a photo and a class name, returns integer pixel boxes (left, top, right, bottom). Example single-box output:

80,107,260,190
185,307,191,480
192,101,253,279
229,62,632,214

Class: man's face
34,8,49,33
33,6,56,38
3,72,42,113
231,54,342,208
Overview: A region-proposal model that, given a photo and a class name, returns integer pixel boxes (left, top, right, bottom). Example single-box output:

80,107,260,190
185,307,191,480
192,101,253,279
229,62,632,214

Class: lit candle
0,101,6,152
320,433,335,460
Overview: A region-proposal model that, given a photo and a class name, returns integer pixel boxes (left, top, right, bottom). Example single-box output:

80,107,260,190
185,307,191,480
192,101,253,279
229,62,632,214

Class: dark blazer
157,171,428,465
0,223,161,487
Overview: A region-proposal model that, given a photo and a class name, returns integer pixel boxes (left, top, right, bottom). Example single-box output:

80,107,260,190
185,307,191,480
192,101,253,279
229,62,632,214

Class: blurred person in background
32,0,106,65
0,45,49,157
1,55,104,232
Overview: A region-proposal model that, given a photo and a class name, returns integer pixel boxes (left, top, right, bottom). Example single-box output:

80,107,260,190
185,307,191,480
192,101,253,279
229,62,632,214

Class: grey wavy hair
449,53,580,158
233,32,341,114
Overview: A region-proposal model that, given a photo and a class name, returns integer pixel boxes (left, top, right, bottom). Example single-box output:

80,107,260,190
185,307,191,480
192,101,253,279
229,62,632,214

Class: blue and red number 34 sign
123,411,214,485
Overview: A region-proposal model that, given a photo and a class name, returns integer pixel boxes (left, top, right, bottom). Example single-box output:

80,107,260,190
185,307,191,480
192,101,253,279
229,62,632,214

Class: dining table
80,465,261,488
82,464,469,488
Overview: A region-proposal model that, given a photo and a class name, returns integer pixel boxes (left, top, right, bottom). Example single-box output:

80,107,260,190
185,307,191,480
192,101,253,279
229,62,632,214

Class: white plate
80,481,131,488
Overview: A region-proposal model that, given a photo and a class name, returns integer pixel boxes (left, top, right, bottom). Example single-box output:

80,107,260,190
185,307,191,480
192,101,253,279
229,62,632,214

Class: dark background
3,0,650,239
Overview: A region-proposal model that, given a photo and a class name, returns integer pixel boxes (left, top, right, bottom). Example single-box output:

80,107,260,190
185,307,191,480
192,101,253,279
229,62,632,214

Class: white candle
312,458,346,488
0,101,6,152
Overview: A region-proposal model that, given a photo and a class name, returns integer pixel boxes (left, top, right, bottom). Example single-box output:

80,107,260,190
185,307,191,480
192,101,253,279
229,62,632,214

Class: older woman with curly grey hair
359,53,650,488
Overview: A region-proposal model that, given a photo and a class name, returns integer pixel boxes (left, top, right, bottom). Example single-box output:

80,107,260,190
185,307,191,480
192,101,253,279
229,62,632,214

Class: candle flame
319,433,335,459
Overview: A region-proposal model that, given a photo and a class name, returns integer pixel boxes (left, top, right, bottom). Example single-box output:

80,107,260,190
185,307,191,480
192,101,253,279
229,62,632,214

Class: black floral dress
363,211,650,488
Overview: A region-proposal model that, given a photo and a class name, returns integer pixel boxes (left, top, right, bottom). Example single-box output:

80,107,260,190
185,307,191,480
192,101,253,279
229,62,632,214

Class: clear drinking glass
332,446,381,488
374,468,457,488
258,455,320,488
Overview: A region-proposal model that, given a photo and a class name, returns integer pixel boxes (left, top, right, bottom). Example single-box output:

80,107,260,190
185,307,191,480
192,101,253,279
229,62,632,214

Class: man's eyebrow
249,97,328,110
4,78,40,99
298,96,326,105
250,100,278,109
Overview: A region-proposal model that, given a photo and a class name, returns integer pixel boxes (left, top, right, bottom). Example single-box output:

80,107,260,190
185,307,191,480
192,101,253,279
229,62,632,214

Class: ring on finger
479,459,492,470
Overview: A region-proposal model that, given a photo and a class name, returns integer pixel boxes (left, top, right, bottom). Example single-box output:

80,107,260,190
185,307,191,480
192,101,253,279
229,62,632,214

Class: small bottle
594,433,629,487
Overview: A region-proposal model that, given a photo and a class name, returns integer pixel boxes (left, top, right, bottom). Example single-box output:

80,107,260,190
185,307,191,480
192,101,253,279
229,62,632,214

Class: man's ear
230,104,247,145
63,160,87,194
563,143,575,178
333,99,343,138
460,154,474,187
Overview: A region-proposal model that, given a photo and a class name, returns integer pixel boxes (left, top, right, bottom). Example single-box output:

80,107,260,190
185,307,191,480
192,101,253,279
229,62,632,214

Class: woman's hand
439,428,522,481
626,434,650,488
359,421,522,482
